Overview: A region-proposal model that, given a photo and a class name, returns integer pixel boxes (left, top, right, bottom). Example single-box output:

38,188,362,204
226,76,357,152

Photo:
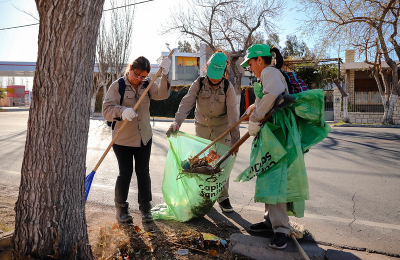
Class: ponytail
249,47,283,69
271,47,283,69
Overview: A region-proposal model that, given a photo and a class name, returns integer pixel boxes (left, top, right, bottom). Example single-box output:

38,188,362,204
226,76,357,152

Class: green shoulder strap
254,82,264,99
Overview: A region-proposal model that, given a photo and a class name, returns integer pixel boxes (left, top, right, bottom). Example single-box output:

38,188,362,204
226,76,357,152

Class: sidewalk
229,233,399,259
0,106,30,112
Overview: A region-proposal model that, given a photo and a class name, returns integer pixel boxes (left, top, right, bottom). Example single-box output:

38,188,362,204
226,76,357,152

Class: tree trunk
13,0,105,259
383,95,398,125
90,87,100,115
333,79,349,122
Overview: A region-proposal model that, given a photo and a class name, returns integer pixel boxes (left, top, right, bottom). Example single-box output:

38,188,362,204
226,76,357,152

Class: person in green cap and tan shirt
166,51,240,212
241,44,291,249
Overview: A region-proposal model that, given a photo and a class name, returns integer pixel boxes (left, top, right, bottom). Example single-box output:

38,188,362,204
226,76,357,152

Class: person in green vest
241,44,290,249
240,44,330,250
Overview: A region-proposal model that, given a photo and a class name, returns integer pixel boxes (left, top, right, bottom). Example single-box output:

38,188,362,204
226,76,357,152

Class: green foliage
150,87,195,118
0,88,6,99
177,40,194,53
265,33,280,49
282,35,314,59
295,64,341,89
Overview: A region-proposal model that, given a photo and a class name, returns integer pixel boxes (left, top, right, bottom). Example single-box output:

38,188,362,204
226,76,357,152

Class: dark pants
113,139,152,209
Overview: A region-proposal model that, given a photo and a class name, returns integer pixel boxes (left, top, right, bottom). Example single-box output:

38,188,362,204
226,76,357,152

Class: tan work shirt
250,65,287,122
174,77,240,146
102,74,171,147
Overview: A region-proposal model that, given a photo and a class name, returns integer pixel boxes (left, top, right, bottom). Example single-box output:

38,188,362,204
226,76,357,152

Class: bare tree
12,0,104,259
296,0,399,124
90,0,135,114
7,77,15,86
164,0,284,94
109,0,135,81
91,17,112,114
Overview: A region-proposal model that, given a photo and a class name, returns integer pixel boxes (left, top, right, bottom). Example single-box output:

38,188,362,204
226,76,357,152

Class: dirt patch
1,186,251,259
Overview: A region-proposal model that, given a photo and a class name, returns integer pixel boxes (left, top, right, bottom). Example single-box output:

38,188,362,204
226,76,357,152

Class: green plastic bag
235,89,331,218
152,131,236,222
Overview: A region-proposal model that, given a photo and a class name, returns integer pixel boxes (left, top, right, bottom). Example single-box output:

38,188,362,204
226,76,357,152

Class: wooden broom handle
93,49,175,171
191,112,251,161
213,111,272,170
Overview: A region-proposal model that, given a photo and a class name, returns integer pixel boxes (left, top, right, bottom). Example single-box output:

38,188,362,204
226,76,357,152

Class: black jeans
113,139,152,208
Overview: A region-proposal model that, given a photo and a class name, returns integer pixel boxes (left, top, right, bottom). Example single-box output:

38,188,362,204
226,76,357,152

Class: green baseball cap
207,52,227,79
240,44,272,67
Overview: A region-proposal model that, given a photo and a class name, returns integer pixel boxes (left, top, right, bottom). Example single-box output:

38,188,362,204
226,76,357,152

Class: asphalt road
1,110,400,257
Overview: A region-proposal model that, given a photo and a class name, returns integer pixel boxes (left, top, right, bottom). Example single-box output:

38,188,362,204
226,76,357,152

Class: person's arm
173,77,201,126
166,77,201,135
225,82,240,145
250,68,285,122
102,80,125,121
148,74,171,100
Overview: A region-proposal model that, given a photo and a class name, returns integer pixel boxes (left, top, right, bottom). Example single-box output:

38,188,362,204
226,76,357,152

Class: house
334,50,400,124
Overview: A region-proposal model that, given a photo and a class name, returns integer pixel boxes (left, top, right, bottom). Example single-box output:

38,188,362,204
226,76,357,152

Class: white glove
121,107,138,121
246,103,256,115
248,120,261,136
166,122,180,136
159,56,171,75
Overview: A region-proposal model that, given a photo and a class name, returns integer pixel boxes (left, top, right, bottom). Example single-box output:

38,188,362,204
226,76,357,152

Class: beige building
334,50,400,124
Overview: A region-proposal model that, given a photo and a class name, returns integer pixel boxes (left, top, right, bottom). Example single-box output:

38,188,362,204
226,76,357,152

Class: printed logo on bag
199,178,227,198
248,152,276,180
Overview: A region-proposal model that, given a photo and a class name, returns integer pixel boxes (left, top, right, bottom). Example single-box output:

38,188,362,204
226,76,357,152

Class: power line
103,0,154,11
0,23,39,31
0,0,155,31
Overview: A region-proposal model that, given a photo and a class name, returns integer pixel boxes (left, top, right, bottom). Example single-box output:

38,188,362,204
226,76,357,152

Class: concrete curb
229,233,325,260
332,123,400,128
229,233,400,260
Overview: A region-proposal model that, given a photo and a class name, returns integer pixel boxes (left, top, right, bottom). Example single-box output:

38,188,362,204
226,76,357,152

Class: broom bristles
289,220,305,239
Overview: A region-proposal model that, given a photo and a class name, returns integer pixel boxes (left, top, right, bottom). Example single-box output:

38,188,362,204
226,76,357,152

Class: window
355,91,381,104
177,57,198,66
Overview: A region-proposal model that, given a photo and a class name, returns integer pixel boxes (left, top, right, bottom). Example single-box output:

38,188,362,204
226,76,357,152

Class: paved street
1,110,400,258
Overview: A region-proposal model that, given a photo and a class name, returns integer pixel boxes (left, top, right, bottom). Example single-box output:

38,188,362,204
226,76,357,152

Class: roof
341,61,400,70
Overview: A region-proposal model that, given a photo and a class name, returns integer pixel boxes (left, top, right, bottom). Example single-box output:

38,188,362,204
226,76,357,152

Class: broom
289,220,310,260
85,49,175,203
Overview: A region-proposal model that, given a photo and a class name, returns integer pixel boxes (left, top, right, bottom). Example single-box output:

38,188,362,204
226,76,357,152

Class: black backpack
198,76,230,95
106,78,149,130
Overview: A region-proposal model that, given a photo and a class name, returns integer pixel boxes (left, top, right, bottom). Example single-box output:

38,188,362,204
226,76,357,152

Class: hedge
149,86,256,118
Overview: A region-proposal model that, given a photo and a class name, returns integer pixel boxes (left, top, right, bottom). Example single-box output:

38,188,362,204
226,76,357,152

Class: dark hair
124,56,151,76
250,47,283,69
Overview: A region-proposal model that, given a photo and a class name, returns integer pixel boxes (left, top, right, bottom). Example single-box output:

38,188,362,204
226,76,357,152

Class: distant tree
0,88,5,99
296,0,399,124
177,40,194,53
90,0,135,114
12,0,104,259
7,77,15,86
164,0,284,94
296,64,341,89
282,35,313,59
265,33,280,49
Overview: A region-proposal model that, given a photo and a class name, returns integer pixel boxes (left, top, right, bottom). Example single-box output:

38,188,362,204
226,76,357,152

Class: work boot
249,222,273,233
115,202,133,224
269,232,288,249
139,202,153,223
218,198,233,213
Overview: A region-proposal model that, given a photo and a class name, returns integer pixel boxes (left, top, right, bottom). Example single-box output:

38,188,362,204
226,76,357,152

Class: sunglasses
132,72,146,80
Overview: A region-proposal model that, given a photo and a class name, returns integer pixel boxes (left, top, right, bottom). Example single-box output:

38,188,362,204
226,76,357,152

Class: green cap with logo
207,52,227,79
240,44,272,67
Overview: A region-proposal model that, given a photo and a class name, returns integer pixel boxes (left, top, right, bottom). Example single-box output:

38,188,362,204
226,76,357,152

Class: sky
0,0,319,90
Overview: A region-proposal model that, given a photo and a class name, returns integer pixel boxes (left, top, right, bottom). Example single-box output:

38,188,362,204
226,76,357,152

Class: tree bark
13,0,105,259
333,78,349,122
